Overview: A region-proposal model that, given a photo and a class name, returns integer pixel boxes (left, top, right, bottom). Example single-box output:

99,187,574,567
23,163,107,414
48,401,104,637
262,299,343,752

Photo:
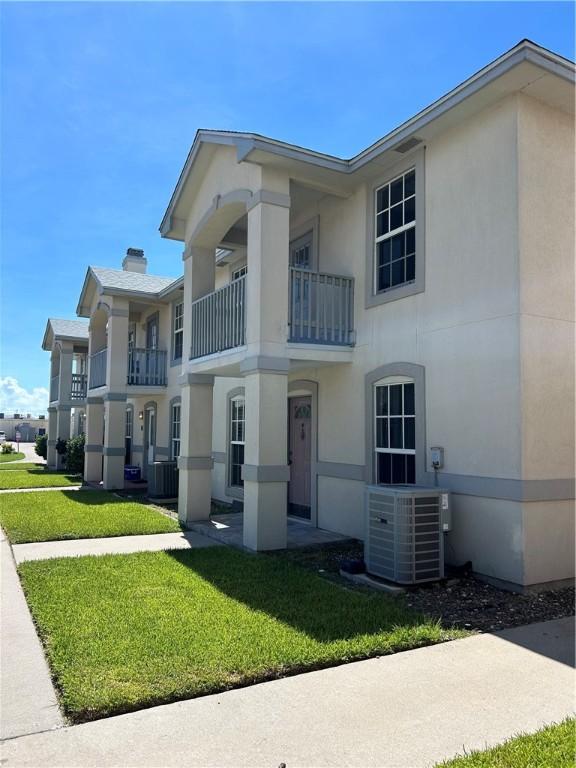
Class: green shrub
55,437,68,456
1,443,15,454
35,434,48,460
65,434,85,474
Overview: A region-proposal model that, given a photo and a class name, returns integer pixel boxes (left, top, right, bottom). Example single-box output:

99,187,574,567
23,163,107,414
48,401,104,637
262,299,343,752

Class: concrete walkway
2,618,573,767
0,532,63,741
12,530,222,564
5,442,45,464
0,485,83,494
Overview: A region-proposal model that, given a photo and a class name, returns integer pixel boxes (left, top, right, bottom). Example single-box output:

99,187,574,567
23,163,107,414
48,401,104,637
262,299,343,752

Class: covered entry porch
187,511,352,550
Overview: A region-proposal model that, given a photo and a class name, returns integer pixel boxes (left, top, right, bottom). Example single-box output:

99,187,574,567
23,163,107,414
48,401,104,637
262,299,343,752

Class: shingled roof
90,267,178,294
42,318,89,350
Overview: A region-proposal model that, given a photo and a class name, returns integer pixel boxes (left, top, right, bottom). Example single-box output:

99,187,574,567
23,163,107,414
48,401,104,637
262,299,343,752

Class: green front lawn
0,462,45,471
0,451,25,463
0,468,82,490
436,719,575,767
19,548,464,722
0,490,180,543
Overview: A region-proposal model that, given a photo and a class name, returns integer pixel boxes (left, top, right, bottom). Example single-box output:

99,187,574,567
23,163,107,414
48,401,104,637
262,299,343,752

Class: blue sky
1,1,574,414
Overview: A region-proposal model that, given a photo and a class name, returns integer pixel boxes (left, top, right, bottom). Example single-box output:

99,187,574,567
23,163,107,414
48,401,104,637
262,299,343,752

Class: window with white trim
374,376,416,484
231,264,247,281
290,231,312,270
229,396,245,488
171,403,181,460
173,302,183,360
375,168,416,293
125,408,132,439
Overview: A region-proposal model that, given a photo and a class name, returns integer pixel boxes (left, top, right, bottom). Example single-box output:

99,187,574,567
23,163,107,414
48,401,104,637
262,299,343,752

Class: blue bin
124,465,141,482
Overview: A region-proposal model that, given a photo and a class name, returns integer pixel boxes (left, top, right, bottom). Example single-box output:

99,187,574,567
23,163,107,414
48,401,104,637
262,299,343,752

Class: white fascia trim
75,266,97,318
159,41,575,238
158,275,184,298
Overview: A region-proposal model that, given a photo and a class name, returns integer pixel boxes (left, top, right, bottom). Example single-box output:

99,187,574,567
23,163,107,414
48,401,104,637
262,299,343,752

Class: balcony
288,268,355,345
50,375,59,403
190,275,246,359
189,270,354,361
71,373,87,400
89,348,107,389
127,348,167,387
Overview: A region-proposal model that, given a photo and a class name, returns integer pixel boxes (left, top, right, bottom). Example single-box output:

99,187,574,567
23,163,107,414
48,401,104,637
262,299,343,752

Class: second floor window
173,302,183,360
375,168,416,293
232,264,247,281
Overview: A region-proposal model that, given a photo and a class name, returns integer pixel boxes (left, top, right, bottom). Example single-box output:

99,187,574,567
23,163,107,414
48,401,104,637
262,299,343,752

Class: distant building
0,416,47,441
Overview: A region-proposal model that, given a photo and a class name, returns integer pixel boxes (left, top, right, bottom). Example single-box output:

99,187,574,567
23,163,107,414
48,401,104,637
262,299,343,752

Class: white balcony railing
190,275,246,359
188,270,355,361
288,268,355,346
127,348,167,386
70,373,87,400
89,348,107,389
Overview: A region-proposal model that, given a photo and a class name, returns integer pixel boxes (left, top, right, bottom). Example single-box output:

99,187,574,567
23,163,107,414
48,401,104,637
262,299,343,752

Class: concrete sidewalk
0,485,83,494
2,618,574,767
12,530,222,563
0,533,63,741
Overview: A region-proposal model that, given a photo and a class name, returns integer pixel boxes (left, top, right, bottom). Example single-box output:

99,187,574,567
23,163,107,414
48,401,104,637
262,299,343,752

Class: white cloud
0,377,48,417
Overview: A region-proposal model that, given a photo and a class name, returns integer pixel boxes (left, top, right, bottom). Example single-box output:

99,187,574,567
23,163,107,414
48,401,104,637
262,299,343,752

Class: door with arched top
288,396,312,520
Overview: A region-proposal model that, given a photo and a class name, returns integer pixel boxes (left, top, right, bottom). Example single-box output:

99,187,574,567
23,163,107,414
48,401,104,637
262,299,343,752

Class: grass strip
0,462,45,471
436,718,575,767
0,490,180,542
19,547,464,722
0,469,82,490
0,452,26,463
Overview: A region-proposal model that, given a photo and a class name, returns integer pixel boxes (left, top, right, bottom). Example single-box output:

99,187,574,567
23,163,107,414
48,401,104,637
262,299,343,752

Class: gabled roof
91,267,177,294
160,39,575,240
42,318,89,351
76,266,182,317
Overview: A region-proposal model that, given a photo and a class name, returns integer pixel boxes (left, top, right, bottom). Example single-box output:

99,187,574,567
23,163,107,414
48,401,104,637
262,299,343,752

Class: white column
103,396,127,489
84,399,104,483
177,374,214,523
55,407,72,470
58,344,74,408
240,174,291,550
47,406,57,468
245,179,290,359
105,301,129,391
242,367,289,550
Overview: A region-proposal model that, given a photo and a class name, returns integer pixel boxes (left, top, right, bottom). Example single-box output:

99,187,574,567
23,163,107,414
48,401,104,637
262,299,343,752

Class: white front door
147,409,155,466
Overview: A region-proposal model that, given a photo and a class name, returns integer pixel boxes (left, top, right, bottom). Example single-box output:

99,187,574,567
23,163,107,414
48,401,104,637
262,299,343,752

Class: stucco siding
517,94,575,482
522,500,575,585
446,496,524,585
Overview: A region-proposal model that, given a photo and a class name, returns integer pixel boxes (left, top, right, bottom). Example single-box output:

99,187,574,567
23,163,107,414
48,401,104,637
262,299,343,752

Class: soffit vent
394,137,423,154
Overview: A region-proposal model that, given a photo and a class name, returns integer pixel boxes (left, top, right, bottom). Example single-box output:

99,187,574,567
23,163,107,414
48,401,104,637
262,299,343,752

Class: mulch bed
275,541,575,633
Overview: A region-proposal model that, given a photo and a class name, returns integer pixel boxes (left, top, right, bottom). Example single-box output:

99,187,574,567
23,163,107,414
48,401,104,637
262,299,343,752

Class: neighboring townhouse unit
42,318,89,468
76,249,183,489
157,40,574,590
43,40,574,592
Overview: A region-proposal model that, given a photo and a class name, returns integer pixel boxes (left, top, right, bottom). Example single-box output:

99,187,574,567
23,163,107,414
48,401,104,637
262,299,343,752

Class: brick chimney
122,248,147,274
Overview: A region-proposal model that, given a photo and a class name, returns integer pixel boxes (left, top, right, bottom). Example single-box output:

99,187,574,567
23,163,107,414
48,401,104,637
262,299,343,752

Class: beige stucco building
42,318,90,468
44,40,575,590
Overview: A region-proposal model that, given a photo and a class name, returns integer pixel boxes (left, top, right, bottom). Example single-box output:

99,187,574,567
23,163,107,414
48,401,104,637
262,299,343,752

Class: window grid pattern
171,404,181,460
232,265,247,281
375,169,416,293
125,408,132,439
375,381,416,485
229,396,245,488
173,302,184,360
